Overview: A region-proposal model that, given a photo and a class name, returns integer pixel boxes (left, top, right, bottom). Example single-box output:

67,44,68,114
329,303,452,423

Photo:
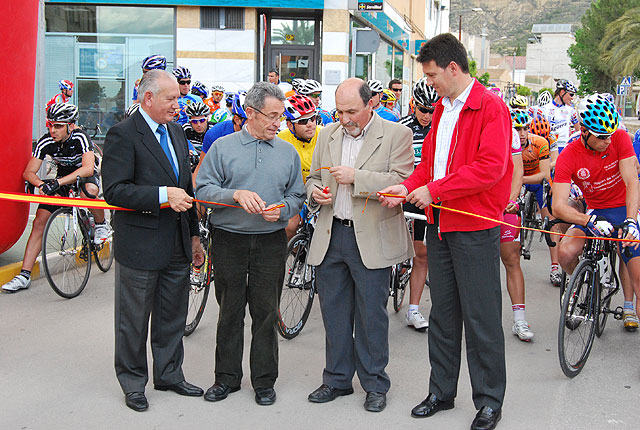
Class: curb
0,260,41,286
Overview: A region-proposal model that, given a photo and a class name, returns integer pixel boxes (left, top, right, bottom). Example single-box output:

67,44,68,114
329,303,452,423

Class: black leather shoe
125,392,148,412
364,392,386,412
411,393,455,418
308,384,354,403
203,382,240,402
155,380,204,397
470,406,502,430
254,387,276,406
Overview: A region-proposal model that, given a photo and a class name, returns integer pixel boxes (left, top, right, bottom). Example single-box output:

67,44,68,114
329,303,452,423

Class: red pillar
0,2,39,253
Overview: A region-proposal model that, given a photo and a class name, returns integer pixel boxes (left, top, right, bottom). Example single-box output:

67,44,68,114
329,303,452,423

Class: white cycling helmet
537,91,552,106
367,79,384,94
298,79,323,95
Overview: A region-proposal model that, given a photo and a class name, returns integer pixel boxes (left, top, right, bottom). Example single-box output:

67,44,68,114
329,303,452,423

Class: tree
599,7,640,78
469,59,478,77
517,85,531,97
568,0,637,94
478,73,490,87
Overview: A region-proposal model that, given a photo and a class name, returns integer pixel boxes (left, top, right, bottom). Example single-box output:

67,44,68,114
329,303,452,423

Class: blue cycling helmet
231,91,247,119
172,66,191,80
577,94,619,137
191,81,208,99
510,109,531,128
224,92,235,106
58,79,73,91
141,55,166,71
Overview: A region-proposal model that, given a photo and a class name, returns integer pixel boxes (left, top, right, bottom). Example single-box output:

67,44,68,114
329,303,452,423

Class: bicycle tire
277,233,315,339
42,207,91,299
392,261,410,312
94,210,114,272
521,192,537,256
558,259,598,378
595,292,611,338
184,226,212,336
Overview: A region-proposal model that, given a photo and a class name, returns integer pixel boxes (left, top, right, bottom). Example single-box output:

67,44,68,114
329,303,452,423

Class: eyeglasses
293,114,317,125
308,93,321,98
566,92,575,97
416,105,434,114
46,121,67,130
589,130,611,140
190,118,207,124
212,91,224,97
392,88,402,92
178,80,191,85
252,107,283,123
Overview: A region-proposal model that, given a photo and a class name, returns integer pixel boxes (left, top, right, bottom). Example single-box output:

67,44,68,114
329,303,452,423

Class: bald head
335,78,373,137
336,78,372,107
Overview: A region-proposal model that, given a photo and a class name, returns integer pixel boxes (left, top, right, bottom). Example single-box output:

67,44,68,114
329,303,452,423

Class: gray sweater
196,127,306,234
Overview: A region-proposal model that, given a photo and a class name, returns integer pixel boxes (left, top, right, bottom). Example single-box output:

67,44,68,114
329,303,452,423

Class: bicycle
542,217,626,378
519,184,544,260
184,207,214,336
41,177,114,299
277,205,317,340
389,212,426,312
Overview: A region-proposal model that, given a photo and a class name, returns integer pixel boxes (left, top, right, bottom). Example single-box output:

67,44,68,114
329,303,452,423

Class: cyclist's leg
80,175,105,223
405,203,429,328
617,260,639,330
21,207,55,271
557,228,587,275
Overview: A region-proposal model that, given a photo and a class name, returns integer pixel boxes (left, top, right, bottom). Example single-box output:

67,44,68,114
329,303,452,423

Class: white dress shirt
333,116,374,220
433,79,475,181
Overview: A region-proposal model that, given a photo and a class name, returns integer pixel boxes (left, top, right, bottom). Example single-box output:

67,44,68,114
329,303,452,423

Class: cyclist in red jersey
553,94,640,328
45,80,73,112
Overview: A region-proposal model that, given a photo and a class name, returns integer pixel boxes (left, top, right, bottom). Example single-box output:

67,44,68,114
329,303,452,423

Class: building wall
526,32,578,87
175,6,257,93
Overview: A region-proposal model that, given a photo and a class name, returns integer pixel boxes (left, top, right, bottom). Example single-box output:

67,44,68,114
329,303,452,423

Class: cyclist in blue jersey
367,79,400,122
132,55,166,102
172,66,202,125
202,91,247,153
297,79,333,126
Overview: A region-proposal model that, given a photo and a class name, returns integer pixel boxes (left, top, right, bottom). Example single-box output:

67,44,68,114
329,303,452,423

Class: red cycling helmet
284,94,316,121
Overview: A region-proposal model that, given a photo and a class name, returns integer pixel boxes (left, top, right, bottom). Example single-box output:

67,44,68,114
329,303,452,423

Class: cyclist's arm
552,181,590,226
56,152,96,186
23,157,45,187
509,153,523,202
522,158,550,185
620,156,640,218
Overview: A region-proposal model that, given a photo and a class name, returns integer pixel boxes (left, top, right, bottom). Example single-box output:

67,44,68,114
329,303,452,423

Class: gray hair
244,81,285,111
138,69,175,99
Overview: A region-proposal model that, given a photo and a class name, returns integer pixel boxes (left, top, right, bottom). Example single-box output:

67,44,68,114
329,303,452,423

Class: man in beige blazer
305,78,414,413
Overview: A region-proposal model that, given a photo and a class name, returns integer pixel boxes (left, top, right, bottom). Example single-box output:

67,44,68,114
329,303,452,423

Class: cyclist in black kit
183,102,213,150
398,78,440,330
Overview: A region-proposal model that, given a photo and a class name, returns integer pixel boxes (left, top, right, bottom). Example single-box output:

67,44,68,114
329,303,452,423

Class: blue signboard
414,39,427,56
355,1,409,52
47,0,324,7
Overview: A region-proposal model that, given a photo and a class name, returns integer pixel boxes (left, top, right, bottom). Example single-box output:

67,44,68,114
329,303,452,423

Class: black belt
333,216,354,227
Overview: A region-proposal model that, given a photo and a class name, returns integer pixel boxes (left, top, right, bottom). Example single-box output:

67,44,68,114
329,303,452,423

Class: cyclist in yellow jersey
278,94,322,239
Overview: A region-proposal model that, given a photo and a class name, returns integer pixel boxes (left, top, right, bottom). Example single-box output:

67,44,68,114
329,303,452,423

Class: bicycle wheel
277,233,315,339
94,210,114,272
521,192,537,258
392,261,410,312
184,226,212,336
558,259,598,378
595,290,611,338
42,207,91,299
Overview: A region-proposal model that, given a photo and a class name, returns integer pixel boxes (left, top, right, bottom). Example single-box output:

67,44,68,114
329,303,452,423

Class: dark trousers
316,220,391,393
114,231,189,394
426,211,506,410
211,228,287,389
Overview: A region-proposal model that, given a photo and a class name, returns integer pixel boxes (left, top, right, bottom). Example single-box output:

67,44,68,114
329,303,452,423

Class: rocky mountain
450,0,593,54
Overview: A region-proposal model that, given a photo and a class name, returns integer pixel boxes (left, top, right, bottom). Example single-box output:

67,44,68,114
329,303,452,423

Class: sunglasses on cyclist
46,121,67,130
416,105,434,114
190,118,207,124
589,130,611,140
293,114,318,125
566,91,575,97
308,93,321,98
212,91,224,97
178,80,191,85
391,87,402,93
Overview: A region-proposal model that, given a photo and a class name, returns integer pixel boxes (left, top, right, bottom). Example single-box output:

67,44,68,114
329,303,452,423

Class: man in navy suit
102,69,204,412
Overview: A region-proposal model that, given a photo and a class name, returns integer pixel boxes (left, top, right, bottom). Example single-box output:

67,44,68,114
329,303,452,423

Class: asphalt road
1,239,639,430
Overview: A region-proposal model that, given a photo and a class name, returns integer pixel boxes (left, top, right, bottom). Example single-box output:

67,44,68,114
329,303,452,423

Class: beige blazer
305,113,415,269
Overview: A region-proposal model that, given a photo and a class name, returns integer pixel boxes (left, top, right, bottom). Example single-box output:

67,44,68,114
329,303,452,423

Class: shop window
201,7,244,30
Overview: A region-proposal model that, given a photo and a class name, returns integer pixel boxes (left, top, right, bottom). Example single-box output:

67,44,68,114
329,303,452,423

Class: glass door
271,48,315,84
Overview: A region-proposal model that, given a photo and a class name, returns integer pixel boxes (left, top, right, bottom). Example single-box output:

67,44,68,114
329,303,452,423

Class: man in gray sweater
196,82,305,407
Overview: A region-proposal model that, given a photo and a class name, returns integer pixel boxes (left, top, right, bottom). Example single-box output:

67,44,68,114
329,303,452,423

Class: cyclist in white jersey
539,79,579,152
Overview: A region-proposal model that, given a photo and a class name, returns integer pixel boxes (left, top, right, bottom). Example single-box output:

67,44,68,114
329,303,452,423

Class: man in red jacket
380,33,512,430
